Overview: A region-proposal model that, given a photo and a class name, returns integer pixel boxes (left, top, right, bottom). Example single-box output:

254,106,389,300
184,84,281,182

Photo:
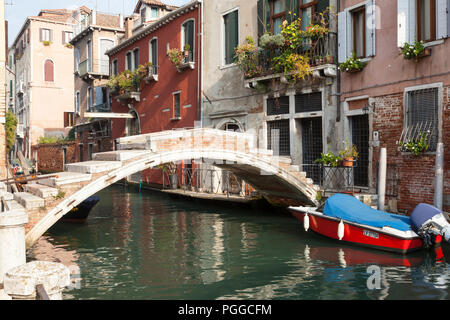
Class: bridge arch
24,129,319,248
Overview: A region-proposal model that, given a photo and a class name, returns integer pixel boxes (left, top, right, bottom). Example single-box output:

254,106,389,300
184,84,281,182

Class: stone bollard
4,261,71,300
0,210,28,283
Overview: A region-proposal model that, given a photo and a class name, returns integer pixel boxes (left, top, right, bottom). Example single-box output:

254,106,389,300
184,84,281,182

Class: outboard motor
410,203,450,248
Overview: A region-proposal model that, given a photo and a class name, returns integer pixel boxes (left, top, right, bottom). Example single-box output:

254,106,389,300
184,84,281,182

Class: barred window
402,87,439,151
295,92,322,113
267,96,290,115
267,120,290,156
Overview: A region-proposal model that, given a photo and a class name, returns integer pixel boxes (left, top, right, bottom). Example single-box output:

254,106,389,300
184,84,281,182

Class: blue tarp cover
323,194,412,232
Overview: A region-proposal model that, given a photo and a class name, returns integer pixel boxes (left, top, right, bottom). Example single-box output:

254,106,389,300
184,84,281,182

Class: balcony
176,52,195,72
16,124,25,138
243,33,337,89
84,102,134,119
78,59,110,79
144,65,158,83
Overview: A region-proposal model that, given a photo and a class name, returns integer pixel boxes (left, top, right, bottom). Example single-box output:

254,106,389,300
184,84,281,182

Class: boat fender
304,213,310,232
338,220,345,240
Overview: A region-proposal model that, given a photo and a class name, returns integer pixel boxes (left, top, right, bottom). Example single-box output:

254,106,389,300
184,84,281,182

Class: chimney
124,15,136,40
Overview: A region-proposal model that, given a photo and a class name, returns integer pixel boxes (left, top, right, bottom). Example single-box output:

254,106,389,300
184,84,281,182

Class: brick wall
36,141,76,173
371,86,449,213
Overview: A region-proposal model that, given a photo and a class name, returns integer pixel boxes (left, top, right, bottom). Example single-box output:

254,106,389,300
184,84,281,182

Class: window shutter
95,87,103,107
366,0,376,56
397,0,416,47
39,28,42,42
257,0,270,40
225,10,239,65
338,11,348,63
436,0,449,39
62,31,66,44
49,29,53,43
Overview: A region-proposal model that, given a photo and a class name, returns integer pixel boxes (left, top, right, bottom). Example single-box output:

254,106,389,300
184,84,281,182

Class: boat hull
61,196,100,223
290,208,424,254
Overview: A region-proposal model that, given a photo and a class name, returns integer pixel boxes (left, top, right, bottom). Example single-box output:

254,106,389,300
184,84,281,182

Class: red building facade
107,0,202,187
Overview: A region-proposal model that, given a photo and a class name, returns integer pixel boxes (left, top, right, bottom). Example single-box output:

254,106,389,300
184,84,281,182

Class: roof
107,0,200,56
133,0,179,14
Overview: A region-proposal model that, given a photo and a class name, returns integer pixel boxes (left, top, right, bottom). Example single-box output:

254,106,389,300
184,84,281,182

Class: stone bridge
2,128,320,249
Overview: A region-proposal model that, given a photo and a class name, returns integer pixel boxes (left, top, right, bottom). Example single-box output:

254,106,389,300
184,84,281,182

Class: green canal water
27,184,450,300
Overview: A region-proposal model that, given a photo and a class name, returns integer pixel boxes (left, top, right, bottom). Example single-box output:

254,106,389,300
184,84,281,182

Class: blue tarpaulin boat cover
323,194,413,231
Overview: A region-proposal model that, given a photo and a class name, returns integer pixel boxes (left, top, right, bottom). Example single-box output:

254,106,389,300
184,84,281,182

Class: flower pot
343,157,355,167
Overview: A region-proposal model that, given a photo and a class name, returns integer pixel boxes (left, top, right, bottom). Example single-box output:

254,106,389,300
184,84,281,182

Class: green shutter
225,10,239,65
185,20,194,52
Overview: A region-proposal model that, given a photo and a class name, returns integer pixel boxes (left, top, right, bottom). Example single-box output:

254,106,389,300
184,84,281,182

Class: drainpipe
199,0,204,128
336,0,341,124
377,147,386,211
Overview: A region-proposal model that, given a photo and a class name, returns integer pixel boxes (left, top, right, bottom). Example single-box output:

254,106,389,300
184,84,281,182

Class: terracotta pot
343,157,354,167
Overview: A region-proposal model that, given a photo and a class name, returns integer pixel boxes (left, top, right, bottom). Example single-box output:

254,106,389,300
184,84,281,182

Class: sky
5,0,191,46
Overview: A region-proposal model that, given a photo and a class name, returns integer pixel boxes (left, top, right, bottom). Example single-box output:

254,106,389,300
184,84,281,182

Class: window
173,92,181,118
338,1,376,63
133,48,140,70
295,92,322,113
300,0,318,30
44,59,54,82
267,96,290,115
88,87,93,111
126,51,132,70
64,112,75,127
141,7,147,23
403,86,440,151
417,0,436,42
397,0,448,46
112,59,118,76
182,20,195,62
271,0,286,34
149,38,158,74
63,31,73,44
76,91,81,114
75,47,80,72
151,7,158,18
267,120,290,156
223,9,239,65
40,28,51,42
352,6,366,58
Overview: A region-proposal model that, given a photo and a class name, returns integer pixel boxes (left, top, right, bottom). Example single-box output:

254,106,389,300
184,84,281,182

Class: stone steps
92,150,148,161
65,161,122,174
4,200,25,211
13,192,45,210
38,172,92,187
23,183,58,199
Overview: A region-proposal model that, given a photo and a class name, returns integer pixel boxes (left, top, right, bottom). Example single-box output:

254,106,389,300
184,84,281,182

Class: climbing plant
6,111,17,154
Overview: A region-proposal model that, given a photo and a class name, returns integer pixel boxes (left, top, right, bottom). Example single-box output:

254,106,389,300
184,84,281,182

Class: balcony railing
78,59,110,77
88,103,111,113
243,33,337,84
302,163,355,195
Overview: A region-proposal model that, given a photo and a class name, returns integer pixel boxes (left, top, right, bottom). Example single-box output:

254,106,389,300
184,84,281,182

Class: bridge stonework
6,129,319,249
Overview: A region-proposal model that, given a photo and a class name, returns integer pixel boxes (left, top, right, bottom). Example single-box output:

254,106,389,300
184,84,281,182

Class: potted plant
398,131,430,156
183,44,191,57
400,41,430,61
338,52,367,73
314,152,342,167
339,140,359,167
168,48,183,67
43,40,51,46
234,36,262,79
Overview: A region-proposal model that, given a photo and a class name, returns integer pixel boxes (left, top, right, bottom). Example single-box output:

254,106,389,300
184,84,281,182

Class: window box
144,65,158,83
176,61,195,72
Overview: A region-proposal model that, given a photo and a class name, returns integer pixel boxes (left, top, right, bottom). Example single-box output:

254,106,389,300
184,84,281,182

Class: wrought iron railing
161,167,248,197
78,59,110,77
245,32,336,80
302,164,355,194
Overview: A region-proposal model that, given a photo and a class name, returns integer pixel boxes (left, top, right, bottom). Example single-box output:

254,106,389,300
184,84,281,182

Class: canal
27,184,450,300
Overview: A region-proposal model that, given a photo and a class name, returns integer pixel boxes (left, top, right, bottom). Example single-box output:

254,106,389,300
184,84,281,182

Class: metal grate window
403,87,439,151
351,114,369,187
267,96,290,115
302,117,323,184
267,120,290,156
295,92,322,113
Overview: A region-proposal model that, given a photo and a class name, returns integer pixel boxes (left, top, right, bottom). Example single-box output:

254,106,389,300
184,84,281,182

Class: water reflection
27,185,450,300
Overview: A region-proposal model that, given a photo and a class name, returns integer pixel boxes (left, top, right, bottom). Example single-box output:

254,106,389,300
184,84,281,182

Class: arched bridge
5,128,320,249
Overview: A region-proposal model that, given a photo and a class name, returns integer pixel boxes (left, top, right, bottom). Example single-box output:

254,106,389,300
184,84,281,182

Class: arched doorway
126,109,141,136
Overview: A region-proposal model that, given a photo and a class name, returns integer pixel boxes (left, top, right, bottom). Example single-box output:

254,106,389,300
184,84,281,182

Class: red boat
289,194,450,254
